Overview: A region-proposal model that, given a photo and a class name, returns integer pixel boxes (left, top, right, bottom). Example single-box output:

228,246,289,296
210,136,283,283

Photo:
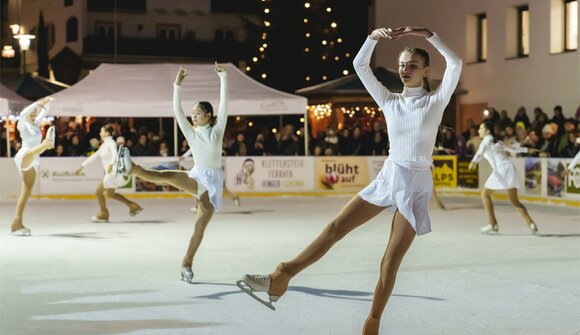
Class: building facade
372,0,578,130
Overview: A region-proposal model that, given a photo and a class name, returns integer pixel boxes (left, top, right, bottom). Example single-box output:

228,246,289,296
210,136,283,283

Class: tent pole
304,111,309,156
5,119,11,157
173,118,177,156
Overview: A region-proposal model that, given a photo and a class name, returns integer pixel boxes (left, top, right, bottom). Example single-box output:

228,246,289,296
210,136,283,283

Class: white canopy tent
49,63,307,117
48,63,308,154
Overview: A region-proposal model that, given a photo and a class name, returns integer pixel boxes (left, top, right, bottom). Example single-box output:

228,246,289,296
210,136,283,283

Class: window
66,17,78,42
477,14,488,62
517,5,530,57
64,0,73,6
157,24,180,40
215,30,224,41
466,12,487,63
95,21,119,38
565,0,578,50
225,30,235,41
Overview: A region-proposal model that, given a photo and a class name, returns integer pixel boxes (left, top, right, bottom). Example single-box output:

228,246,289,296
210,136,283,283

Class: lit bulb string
302,1,350,82
307,103,384,120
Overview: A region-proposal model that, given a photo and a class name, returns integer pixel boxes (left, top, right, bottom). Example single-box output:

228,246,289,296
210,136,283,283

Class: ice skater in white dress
238,26,462,335
469,122,538,234
76,125,142,222
11,97,55,236
116,63,228,283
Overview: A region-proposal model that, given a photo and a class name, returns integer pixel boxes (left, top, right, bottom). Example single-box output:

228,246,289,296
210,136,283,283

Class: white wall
373,0,579,118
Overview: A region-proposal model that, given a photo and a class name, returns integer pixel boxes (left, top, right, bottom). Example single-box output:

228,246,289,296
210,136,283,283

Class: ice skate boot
46,125,56,149
91,210,109,223
11,218,31,236
480,224,498,234
237,263,290,311
128,203,143,217
181,267,194,283
528,222,538,234
115,145,132,176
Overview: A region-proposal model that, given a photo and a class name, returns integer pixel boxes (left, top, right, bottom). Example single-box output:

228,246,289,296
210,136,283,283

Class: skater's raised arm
173,66,195,143
353,28,394,107
424,30,462,103
34,97,53,126
213,62,229,134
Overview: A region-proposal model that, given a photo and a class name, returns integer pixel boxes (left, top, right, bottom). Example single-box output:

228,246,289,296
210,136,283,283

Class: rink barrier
0,156,578,207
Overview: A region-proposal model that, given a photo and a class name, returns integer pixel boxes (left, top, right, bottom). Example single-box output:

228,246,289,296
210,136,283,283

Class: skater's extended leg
131,164,199,195
507,188,537,232
20,139,51,171
431,185,445,209
12,169,36,233
242,195,384,300
364,210,416,335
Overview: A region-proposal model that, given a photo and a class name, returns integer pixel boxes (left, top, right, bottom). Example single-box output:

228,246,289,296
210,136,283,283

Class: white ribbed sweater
173,72,228,169
18,102,50,149
353,33,462,162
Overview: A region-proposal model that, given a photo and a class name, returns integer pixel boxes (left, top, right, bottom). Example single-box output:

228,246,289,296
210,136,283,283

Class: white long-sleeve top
353,33,462,162
17,102,50,149
471,135,528,168
173,71,228,169
81,136,117,170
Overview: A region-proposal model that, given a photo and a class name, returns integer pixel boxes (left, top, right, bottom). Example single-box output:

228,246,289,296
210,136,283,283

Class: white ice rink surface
0,195,578,335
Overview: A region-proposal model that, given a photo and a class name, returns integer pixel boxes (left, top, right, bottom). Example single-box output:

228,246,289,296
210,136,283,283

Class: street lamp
14,34,35,73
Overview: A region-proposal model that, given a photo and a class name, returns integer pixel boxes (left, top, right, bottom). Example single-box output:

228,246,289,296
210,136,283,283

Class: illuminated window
565,0,578,50
517,5,530,57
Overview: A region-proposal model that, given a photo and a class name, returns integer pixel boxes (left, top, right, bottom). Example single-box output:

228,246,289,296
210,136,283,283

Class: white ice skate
46,125,56,149
181,267,194,283
528,222,538,234
115,145,132,176
11,228,31,236
480,224,498,234
233,196,241,207
237,274,280,311
90,216,109,223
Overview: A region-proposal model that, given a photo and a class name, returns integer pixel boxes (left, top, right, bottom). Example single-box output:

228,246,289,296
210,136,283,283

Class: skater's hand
106,164,113,174
215,62,225,73
75,166,84,175
37,96,53,107
468,162,477,171
388,26,433,39
369,28,392,40
175,66,187,86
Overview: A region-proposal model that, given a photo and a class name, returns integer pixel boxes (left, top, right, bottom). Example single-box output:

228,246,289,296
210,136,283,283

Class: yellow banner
432,156,457,188
315,157,369,192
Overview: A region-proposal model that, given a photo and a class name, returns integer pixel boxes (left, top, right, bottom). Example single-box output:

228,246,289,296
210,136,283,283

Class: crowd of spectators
1,105,578,159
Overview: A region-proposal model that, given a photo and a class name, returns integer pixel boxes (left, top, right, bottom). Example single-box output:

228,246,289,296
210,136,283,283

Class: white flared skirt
103,172,128,189
358,159,433,235
14,147,39,175
484,161,520,190
187,166,224,211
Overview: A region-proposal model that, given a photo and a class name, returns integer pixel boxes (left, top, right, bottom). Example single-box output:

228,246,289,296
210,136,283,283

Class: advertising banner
457,157,478,189
432,156,457,188
315,157,369,192
39,157,132,194
225,157,314,192
524,157,542,195
546,159,567,197
565,159,580,197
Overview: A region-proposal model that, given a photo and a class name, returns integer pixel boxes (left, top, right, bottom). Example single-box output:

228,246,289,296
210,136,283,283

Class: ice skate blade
236,280,278,311
11,228,31,236
91,217,109,223
130,207,143,217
